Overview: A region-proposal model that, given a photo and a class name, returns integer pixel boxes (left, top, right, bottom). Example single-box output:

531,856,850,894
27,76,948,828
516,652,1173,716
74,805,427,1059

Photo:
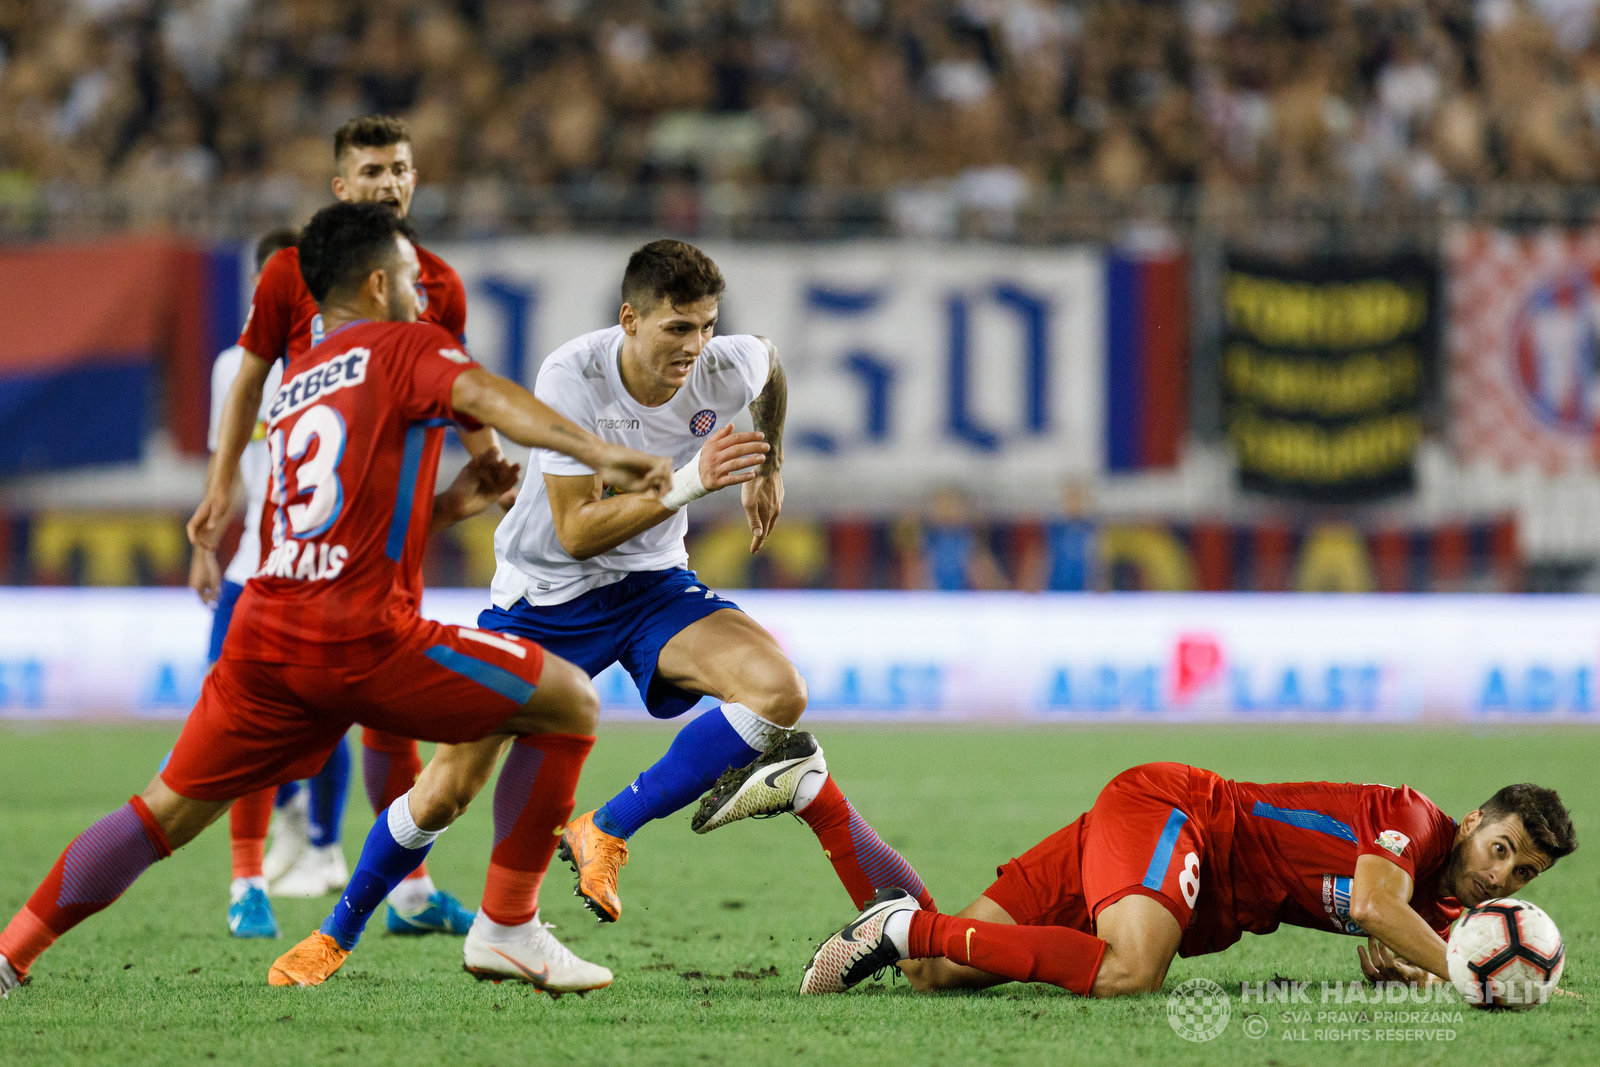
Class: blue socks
308,737,350,847
320,794,442,950
272,735,349,846
595,706,771,839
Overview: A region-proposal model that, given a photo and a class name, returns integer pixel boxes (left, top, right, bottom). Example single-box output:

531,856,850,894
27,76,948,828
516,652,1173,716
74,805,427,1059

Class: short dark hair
296,201,414,304
1479,784,1577,861
334,115,410,163
621,239,725,315
254,228,298,272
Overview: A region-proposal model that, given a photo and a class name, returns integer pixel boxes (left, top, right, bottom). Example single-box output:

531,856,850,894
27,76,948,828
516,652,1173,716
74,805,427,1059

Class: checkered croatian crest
690,409,717,437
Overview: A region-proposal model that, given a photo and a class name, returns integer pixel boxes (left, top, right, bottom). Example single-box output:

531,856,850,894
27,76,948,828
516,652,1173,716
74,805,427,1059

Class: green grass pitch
1,722,1596,1067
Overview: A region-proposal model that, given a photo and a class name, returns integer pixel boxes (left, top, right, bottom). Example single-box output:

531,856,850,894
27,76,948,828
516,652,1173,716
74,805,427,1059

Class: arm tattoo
750,339,785,474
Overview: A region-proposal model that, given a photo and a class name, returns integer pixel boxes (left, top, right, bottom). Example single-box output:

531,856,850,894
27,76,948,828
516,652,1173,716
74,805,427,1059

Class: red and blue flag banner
1449,227,1600,472
0,238,243,475
1105,251,1187,472
1221,253,1438,502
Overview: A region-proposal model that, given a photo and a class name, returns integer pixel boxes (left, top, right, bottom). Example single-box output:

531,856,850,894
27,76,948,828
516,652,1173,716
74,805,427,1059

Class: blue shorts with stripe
207,580,246,664
478,568,738,719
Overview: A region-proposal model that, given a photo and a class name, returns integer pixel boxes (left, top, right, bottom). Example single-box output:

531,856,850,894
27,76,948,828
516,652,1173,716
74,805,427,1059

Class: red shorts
986,763,1214,936
162,618,545,801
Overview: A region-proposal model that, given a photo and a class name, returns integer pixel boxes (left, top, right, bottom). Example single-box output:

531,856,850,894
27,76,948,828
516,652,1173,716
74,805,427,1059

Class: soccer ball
1446,898,1564,1010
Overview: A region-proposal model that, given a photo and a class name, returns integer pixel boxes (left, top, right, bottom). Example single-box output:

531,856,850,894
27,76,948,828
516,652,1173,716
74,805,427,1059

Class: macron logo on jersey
267,348,370,426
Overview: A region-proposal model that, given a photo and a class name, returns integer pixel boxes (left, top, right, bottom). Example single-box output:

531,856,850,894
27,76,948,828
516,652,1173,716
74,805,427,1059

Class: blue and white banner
1,589,1595,722
435,238,1103,513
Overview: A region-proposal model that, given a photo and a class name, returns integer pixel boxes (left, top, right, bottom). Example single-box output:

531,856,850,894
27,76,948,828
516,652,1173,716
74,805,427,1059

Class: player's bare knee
538,660,599,734
141,776,222,850
409,791,462,831
901,959,956,992
899,959,935,991
507,658,600,735
1089,951,1166,998
746,659,807,727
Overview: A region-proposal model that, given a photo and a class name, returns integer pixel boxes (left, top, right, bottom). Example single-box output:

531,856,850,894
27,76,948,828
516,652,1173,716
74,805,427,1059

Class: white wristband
660,451,709,511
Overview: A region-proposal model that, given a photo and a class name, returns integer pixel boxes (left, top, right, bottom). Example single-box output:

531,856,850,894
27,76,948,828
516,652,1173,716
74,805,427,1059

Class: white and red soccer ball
1446,898,1564,1010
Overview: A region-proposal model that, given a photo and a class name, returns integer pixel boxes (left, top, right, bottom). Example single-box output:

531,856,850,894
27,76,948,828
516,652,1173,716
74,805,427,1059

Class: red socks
361,728,428,880
480,733,595,926
0,797,172,977
797,776,936,912
907,911,1106,996
228,786,274,879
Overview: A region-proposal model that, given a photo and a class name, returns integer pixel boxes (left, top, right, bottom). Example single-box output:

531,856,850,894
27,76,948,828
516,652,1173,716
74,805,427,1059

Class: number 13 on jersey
260,402,350,581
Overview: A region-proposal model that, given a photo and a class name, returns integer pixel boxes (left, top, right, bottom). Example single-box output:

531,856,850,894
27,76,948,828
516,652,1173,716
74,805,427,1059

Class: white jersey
209,346,284,586
491,325,770,607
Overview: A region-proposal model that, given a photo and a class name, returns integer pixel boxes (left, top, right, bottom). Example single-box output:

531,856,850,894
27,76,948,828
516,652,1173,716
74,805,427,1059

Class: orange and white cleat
556,811,628,923
800,888,919,995
267,931,351,987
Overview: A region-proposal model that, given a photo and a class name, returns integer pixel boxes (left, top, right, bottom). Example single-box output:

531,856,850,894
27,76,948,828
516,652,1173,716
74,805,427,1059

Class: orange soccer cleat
267,931,351,987
556,811,628,923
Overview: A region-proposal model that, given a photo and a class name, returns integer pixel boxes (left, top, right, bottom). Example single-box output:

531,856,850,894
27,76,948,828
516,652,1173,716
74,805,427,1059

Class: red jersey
221,319,482,669
239,244,467,365
1183,774,1462,956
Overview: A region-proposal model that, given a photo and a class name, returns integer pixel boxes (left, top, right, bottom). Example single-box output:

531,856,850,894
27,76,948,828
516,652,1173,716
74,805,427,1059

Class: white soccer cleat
321,846,349,891
262,791,310,884
269,844,348,898
463,915,613,995
0,953,20,999
691,731,827,834
800,889,919,995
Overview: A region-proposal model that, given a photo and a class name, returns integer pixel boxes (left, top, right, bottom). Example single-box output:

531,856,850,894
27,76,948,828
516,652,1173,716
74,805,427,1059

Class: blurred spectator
1044,478,1100,592
916,486,1007,591
7,0,1600,235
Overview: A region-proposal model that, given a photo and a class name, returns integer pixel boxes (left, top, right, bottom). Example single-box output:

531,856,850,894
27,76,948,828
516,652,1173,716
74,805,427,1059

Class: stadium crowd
4,0,1600,234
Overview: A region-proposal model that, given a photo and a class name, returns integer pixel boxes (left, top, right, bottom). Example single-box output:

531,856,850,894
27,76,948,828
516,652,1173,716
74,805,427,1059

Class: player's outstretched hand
186,491,231,551
189,547,223,607
596,445,674,497
1357,938,1436,988
470,450,522,500
742,472,783,554
698,423,769,491
439,451,523,530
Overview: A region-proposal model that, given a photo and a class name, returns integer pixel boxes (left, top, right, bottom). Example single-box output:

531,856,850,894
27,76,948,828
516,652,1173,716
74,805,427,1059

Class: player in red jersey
0,203,673,999
798,762,1576,997
189,115,486,932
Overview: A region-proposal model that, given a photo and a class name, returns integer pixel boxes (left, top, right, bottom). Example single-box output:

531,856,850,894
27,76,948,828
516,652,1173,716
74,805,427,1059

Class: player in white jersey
475,240,937,925
190,231,351,940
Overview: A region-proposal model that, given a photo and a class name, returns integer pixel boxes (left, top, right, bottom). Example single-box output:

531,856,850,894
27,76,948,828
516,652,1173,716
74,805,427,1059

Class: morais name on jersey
257,539,348,582
266,348,370,426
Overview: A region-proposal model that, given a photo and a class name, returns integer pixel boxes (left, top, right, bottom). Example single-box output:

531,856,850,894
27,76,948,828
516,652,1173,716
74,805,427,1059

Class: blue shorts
207,580,246,664
478,569,737,719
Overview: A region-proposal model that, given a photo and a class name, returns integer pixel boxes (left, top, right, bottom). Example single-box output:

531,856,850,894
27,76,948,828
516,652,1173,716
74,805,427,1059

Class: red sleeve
239,249,298,361
395,324,484,429
1354,786,1456,882
440,271,467,341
